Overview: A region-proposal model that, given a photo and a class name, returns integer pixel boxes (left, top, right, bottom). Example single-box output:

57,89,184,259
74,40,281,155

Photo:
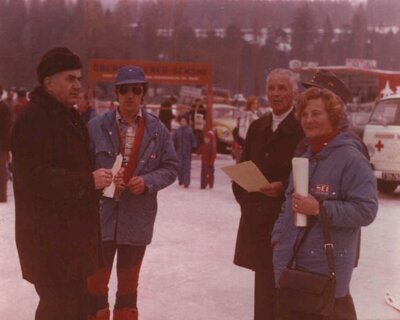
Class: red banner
88,59,212,85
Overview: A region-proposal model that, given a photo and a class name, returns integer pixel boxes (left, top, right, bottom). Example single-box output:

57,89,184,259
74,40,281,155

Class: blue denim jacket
88,108,178,245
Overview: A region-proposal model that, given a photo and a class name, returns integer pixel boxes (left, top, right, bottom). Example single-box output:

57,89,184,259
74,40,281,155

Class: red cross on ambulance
375,140,384,152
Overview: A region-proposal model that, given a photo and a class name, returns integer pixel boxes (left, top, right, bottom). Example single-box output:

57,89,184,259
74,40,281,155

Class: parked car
212,104,240,154
363,94,400,193
145,100,239,153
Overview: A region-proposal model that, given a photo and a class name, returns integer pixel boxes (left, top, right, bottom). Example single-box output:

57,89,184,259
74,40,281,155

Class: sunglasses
118,85,143,95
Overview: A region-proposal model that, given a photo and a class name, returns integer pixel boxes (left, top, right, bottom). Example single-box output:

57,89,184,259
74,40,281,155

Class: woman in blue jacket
272,87,378,320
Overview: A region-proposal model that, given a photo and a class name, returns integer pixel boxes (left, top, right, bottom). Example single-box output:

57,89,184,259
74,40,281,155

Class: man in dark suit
11,47,112,319
232,69,304,320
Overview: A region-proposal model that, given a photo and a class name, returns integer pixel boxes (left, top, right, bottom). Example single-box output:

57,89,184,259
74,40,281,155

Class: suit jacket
232,110,304,271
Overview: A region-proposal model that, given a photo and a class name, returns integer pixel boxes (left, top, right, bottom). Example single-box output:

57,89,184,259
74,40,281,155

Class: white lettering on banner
346,58,377,69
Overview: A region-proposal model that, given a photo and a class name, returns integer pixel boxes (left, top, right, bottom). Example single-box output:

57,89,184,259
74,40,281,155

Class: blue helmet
114,65,147,86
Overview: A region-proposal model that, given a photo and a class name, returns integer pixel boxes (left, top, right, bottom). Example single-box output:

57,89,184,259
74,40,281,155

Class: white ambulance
363,93,400,193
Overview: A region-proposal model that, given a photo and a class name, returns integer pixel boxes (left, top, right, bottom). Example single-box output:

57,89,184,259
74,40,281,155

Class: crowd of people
0,46,378,320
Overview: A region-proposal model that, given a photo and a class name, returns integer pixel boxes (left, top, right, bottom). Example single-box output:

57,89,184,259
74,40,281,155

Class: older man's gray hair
266,68,299,91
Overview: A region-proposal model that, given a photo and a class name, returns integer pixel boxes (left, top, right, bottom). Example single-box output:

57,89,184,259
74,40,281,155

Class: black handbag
278,206,336,316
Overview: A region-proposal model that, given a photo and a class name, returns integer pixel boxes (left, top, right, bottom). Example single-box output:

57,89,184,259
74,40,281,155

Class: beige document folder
221,160,269,192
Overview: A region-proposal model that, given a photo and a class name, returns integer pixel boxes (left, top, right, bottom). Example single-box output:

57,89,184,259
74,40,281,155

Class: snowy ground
0,154,399,320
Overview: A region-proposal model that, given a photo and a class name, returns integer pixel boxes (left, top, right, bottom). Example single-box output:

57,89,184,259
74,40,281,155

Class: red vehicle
293,65,400,104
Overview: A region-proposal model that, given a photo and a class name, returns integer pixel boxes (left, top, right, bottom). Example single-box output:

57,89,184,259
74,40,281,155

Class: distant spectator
198,130,217,189
0,85,5,101
5,87,17,110
189,98,207,147
0,86,11,202
13,89,29,120
233,95,260,147
76,92,97,124
173,114,197,188
159,96,174,131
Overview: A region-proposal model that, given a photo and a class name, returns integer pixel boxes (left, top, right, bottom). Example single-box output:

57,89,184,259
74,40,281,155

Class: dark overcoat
232,110,304,271
11,87,101,285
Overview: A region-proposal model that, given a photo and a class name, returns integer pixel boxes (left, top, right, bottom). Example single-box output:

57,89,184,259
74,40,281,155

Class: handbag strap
286,205,336,277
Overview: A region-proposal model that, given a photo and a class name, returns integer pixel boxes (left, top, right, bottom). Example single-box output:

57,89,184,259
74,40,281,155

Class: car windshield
369,100,400,125
213,107,240,119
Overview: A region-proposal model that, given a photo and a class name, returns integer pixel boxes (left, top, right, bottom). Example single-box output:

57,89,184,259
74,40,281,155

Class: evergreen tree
350,5,368,59
320,16,334,65
291,3,316,62
0,0,8,84
224,24,243,93
1,0,28,86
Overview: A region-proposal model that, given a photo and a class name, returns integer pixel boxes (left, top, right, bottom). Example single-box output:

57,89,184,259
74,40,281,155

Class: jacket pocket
138,138,161,173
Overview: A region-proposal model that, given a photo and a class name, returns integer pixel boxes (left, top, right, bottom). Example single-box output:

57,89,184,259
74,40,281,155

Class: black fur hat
36,47,82,84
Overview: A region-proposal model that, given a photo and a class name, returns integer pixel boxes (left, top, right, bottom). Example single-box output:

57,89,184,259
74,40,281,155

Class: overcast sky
99,0,368,10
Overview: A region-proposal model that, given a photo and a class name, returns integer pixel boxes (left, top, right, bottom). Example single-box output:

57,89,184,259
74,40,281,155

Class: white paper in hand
102,154,123,198
292,157,309,227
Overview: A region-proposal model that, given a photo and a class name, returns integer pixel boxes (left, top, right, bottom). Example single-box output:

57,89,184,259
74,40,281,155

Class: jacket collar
30,86,88,140
304,131,359,160
30,86,71,115
101,107,160,159
101,107,158,133
258,108,300,136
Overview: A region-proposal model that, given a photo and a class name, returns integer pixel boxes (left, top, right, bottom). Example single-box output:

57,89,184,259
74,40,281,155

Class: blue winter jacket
88,108,179,245
272,131,378,297
172,126,197,159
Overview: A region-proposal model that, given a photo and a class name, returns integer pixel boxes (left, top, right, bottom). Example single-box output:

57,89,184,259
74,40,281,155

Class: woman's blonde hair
297,87,345,129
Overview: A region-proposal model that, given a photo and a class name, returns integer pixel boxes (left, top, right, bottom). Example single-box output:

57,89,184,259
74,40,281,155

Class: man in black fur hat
11,47,113,319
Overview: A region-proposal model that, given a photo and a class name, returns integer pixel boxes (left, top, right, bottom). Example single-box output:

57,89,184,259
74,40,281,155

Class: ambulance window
369,100,400,125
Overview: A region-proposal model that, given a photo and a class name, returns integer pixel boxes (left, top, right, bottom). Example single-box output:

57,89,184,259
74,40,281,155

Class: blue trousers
178,155,192,187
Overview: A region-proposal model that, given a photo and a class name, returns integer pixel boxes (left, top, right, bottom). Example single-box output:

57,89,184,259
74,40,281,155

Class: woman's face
250,102,259,112
300,98,334,139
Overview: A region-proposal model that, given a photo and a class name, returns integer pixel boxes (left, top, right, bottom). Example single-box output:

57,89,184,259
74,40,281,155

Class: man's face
180,117,188,127
116,84,144,116
267,74,296,115
45,69,82,107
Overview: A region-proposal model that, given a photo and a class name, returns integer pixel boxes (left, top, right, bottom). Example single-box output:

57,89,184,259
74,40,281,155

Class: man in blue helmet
86,65,179,320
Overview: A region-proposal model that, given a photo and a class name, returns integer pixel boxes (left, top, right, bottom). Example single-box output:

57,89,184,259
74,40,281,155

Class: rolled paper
103,154,123,198
292,157,309,227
